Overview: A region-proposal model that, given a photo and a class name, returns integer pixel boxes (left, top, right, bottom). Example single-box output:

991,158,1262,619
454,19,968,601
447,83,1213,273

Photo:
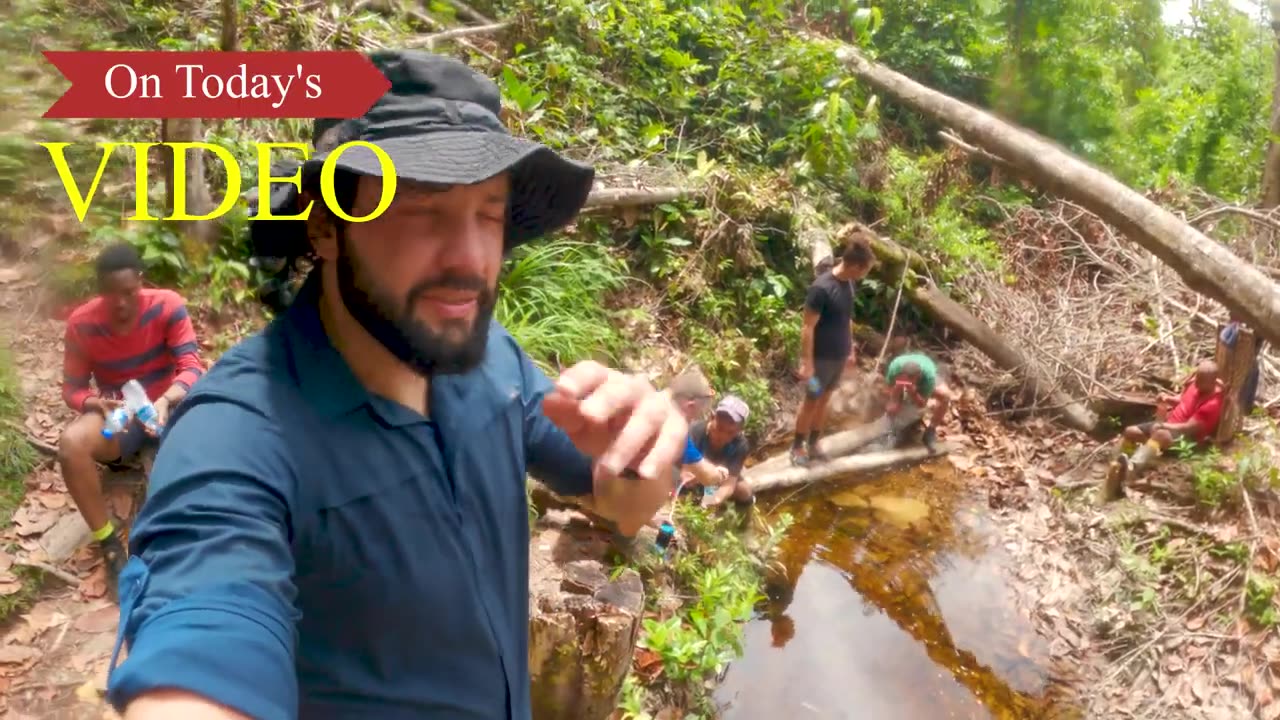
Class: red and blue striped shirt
62,288,206,412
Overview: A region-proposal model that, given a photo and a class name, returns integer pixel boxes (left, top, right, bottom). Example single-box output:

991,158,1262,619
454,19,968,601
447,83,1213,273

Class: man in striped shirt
57,243,205,591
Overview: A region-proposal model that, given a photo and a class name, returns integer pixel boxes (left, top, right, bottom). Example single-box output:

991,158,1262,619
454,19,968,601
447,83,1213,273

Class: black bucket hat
301,50,595,247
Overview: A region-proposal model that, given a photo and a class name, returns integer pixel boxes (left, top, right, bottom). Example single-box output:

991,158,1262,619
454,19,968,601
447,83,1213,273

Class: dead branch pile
952,193,1280,409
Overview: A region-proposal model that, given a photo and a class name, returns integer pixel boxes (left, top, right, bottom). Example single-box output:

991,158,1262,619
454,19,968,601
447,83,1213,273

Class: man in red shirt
56,243,205,590
1122,359,1223,460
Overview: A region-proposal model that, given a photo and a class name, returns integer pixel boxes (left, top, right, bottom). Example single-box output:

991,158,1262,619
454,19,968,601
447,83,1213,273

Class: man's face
709,411,742,446
839,260,873,281
1194,370,1218,394
99,269,142,327
678,394,712,422
334,174,508,375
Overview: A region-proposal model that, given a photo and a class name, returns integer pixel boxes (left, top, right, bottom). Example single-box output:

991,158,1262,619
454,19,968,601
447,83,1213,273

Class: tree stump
528,526,645,720
1214,323,1258,444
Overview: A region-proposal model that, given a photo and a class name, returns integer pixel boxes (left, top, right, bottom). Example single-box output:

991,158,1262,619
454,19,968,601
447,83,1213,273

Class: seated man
884,352,952,452
689,395,755,509
57,243,205,591
1121,359,1223,467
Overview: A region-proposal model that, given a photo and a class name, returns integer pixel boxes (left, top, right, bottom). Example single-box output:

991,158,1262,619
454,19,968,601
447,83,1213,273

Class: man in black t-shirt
688,395,754,508
790,229,876,467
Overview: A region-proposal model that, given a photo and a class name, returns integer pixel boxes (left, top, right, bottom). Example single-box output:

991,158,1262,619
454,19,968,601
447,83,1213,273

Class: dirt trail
0,256,124,720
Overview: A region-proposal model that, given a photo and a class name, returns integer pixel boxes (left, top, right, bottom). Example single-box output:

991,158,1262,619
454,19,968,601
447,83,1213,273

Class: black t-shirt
805,270,856,360
689,420,749,476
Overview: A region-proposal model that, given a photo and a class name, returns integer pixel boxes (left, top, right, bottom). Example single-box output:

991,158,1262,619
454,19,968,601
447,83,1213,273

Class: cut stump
528,526,645,720
1214,324,1258,445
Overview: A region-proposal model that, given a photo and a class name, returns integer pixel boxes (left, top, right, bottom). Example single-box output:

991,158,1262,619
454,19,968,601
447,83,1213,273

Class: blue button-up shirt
106,279,596,719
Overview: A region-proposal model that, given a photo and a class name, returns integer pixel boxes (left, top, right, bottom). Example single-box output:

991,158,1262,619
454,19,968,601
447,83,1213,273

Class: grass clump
497,239,630,370
0,344,41,621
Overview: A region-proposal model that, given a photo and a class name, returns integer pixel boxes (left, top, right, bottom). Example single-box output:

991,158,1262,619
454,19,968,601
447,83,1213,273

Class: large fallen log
836,45,1280,348
745,443,951,494
581,186,687,211
748,409,920,477
857,229,1099,433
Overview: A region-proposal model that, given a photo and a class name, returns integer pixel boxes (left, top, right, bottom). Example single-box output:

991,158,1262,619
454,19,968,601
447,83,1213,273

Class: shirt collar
283,275,398,422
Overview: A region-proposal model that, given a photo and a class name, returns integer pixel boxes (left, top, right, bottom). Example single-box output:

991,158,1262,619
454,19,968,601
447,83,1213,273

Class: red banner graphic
42,51,391,119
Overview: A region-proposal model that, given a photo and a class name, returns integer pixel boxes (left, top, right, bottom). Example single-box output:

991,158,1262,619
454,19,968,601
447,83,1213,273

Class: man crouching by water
107,51,687,720
883,352,953,452
689,395,755,510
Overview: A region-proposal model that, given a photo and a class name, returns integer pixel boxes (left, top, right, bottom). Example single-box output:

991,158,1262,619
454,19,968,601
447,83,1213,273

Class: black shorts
109,418,158,463
806,356,846,398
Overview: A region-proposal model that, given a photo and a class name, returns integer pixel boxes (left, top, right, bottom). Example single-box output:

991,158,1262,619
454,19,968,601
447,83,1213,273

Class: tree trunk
836,45,1280,349
1213,323,1258,444
1263,15,1280,208
580,186,687,211
745,443,947,494
748,407,923,477
220,0,240,52
528,528,644,720
160,119,218,252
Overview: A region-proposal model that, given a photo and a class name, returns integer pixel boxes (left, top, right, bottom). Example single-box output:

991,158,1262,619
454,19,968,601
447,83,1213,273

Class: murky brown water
717,462,1059,720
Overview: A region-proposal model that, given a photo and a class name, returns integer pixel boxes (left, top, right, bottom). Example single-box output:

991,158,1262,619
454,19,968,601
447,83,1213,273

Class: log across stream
716,460,1068,719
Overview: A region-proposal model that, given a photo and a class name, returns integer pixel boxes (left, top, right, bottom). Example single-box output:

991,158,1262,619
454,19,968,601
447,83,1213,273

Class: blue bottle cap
659,522,674,533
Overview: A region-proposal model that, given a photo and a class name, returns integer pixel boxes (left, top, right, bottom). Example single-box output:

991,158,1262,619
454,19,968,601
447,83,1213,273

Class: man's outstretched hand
542,361,688,535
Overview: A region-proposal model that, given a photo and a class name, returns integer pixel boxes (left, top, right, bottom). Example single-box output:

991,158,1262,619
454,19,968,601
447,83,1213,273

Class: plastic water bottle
101,408,130,439
654,522,675,558
121,379,160,434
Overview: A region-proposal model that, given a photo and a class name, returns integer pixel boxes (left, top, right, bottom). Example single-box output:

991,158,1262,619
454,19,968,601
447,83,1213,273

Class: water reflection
717,462,1056,719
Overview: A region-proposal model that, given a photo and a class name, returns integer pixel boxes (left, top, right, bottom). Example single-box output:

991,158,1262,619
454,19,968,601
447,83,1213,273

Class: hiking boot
99,532,128,601
922,426,939,453
789,445,809,467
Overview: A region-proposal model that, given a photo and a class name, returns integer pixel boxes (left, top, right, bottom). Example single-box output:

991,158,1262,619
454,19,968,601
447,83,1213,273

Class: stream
717,461,1063,719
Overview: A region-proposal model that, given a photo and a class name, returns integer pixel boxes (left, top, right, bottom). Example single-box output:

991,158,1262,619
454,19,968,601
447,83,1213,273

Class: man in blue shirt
106,51,688,720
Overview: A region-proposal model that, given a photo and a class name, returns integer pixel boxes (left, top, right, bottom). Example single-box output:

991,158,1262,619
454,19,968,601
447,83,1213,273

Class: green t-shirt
885,353,938,397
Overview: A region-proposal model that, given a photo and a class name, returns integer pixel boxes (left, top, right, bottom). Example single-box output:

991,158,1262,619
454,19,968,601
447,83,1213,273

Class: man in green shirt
884,353,952,451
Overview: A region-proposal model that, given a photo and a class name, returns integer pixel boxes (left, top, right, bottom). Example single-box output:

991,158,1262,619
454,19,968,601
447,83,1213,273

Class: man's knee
1122,425,1147,442
1151,428,1175,448
58,416,99,463
58,415,115,466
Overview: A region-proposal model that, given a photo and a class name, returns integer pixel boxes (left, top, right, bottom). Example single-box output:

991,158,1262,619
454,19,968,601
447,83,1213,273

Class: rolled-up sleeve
518,351,594,497
107,396,300,720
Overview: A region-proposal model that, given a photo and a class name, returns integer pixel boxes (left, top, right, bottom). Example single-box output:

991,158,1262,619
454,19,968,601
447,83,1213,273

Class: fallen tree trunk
859,229,1099,433
836,45,1280,348
412,20,512,49
748,409,921,477
911,284,1098,432
581,186,687,210
745,443,950,494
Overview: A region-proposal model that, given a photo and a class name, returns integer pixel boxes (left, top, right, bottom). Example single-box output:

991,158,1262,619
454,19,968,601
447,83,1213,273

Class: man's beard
335,232,497,376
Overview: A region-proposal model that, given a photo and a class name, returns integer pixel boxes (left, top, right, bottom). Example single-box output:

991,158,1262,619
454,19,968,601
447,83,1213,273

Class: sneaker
99,533,128,601
789,445,809,467
922,426,939,453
